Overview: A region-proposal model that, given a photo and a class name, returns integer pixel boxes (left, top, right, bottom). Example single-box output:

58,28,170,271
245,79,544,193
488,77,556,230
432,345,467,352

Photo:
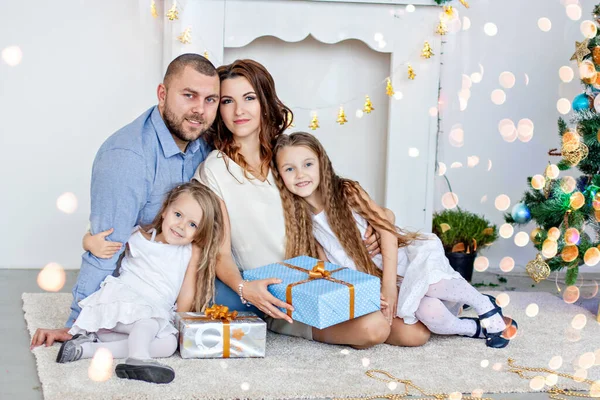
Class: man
31,53,220,347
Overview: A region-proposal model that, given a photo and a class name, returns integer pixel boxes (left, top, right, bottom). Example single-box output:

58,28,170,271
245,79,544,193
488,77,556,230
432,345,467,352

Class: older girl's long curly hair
209,59,293,180
143,182,225,312
272,132,419,279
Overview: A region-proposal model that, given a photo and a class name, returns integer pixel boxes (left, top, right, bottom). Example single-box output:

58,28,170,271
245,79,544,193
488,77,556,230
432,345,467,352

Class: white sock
81,334,177,359
425,278,506,333
415,296,476,336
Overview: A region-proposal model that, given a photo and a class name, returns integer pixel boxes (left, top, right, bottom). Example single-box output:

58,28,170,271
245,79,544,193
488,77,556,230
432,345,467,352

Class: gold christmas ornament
436,21,448,35
166,1,179,20
593,46,600,65
151,0,158,18
570,39,591,65
336,106,348,125
421,41,434,59
443,5,454,18
580,60,597,83
562,141,589,166
526,254,551,283
308,115,319,130
385,78,394,97
177,27,192,44
561,245,579,263
458,0,470,8
407,64,416,80
363,96,374,114
530,228,543,245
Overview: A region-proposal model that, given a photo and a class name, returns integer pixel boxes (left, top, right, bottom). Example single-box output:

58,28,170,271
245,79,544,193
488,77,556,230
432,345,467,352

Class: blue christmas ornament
572,93,590,112
511,203,531,224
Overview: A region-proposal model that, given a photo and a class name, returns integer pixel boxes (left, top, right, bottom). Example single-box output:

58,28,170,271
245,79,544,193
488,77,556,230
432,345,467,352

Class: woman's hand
381,284,398,325
30,327,72,349
363,224,381,256
242,279,294,323
83,228,122,259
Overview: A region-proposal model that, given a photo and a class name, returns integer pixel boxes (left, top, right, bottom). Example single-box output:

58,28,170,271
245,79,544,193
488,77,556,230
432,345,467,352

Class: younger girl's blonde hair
272,132,419,279
144,181,225,312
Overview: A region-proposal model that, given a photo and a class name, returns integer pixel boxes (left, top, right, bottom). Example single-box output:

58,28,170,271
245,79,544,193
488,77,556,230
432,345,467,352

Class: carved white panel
164,0,442,232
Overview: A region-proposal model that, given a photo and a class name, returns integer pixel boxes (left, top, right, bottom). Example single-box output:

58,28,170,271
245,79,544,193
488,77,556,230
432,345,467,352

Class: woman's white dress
69,228,192,338
312,211,462,324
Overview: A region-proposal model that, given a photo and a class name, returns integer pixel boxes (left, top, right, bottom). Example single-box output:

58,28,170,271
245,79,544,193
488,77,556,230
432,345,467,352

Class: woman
194,59,430,348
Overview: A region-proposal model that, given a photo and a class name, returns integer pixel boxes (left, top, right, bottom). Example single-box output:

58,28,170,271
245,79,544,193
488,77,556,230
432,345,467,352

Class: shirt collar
151,106,202,158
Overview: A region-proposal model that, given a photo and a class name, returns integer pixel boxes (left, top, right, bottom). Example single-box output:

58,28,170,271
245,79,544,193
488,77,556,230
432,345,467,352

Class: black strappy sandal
459,317,482,339
479,294,518,348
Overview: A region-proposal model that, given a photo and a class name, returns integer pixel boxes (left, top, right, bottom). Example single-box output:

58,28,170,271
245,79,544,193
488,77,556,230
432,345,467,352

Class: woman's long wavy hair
143,182,225,312
209,59,293,180
272,132,420,279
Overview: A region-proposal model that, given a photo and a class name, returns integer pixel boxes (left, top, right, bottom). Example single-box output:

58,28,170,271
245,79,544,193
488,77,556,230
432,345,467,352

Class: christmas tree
505,5,600,285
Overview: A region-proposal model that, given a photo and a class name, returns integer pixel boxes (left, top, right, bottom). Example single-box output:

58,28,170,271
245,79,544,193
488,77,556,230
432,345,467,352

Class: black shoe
479,294,518,349
115,358,175,384
459,317,482,338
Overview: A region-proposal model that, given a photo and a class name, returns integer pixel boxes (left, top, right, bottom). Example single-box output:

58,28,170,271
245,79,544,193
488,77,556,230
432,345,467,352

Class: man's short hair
164,53,217,87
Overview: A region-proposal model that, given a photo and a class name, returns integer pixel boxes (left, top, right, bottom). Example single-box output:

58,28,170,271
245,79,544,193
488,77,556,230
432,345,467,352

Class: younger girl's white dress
312,211,462,325
70,228,192,338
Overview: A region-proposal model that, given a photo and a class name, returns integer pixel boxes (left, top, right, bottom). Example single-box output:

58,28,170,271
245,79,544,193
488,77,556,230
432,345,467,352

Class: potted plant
431,208,499,282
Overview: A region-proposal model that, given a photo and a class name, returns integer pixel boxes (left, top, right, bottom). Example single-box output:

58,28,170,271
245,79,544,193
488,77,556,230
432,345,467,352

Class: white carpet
23,291,600,400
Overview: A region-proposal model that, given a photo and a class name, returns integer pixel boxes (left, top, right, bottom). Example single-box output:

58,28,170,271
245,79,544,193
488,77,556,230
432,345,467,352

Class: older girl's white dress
312,211,462,325
69,228,192,338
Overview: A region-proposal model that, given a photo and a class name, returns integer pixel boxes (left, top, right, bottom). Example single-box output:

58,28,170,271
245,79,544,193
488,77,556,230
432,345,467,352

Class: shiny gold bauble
530,228,543,245
561,245,579,262
526,253,551,283
593,46,600,65
562,142,589,166
570,191,585,209
580,60,597,81
583,71,599,85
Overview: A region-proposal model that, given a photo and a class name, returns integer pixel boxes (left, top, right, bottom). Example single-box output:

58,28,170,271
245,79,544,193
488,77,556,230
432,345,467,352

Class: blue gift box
243,255,380,329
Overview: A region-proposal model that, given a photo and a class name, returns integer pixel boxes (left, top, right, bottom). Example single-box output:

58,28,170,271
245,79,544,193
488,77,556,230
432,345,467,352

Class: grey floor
2,269,599,400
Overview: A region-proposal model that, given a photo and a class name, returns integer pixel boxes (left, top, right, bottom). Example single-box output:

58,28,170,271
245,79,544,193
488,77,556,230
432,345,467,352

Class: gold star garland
166,1,179,20
177,27,192,44
150,0,158,18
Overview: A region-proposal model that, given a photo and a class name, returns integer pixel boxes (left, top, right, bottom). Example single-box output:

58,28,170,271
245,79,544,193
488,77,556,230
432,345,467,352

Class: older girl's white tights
80,319,177,360
414,278,506,336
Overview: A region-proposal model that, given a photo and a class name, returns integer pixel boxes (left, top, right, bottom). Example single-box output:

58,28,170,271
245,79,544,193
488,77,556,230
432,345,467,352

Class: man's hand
30,328,72,350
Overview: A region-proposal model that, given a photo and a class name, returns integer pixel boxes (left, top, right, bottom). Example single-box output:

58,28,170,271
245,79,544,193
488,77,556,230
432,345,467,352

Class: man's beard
163,102,209,144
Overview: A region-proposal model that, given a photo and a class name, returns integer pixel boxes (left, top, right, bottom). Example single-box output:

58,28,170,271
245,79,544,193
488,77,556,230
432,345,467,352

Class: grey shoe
115,358,175,384
56,332,98,363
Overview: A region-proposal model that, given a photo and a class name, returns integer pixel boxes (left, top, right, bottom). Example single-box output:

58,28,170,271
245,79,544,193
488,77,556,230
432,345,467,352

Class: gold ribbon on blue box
243,255,380,329
175,305,266,359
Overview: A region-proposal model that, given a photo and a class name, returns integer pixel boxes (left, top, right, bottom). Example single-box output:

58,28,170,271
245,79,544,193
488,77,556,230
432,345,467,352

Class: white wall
0,0,163,269
434,0,596,273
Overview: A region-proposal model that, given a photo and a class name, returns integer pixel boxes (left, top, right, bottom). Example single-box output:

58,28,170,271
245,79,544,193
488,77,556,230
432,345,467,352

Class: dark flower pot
445,251,477,282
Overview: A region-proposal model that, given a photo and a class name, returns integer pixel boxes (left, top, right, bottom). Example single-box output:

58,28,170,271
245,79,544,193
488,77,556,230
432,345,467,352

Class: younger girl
272,132,518,349
57,182,224,384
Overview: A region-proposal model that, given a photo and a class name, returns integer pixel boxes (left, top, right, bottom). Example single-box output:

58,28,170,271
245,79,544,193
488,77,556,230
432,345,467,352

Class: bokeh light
480,195,488,203
449,392,462,400
563,285,580,304
564,228,580,245
88,348,113,382
492,363,503,371
559,66,574,83
463,16,471,31
438,162,447,176
1,45,23,66
496,293,510,308
499,223,514,239
514,231,530,247
531,175,545,190
362,357,370,367
471,389,483,398
471,72,482,83
491,89,506,105
449,127,465,147
566,4,582,20
442,192,459,209
241,382,250,391
451,162,463,169
56,192,78,214
548,227,560,241
545,374,558,387
579,352,595,369
525,303,539,317
538,17,552,32
549,356,563,370
561,245,579,262
557,98,571,115
406,4,415,12
592,381,600,397
584,248,600,266
37,262,66,292
356,110,364,118
408,148,420,157
484,23,498,36
517,119,534,142
560,176,577,194
480,359,489,368
488,160,492,171
542,239,558,258
572,314,587,330
499,72,516,89
498,118,516,138
495,194,511,211
388,381,398,390
580,20,597,38
341,349,350,355
467,156,479,168
429,107,438,117
529,376,545,390
499,256,515,272
524,73,530,86
545,164,560,179
574,369,588,382
393,92,403,100
474,256,489,272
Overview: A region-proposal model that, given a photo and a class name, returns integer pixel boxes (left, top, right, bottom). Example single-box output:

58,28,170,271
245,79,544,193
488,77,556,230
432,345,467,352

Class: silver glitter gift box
175,308,266,359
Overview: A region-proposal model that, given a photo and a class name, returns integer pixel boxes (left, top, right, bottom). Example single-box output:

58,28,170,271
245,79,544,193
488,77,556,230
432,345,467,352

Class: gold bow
204,304,238,321
278,260,355,321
